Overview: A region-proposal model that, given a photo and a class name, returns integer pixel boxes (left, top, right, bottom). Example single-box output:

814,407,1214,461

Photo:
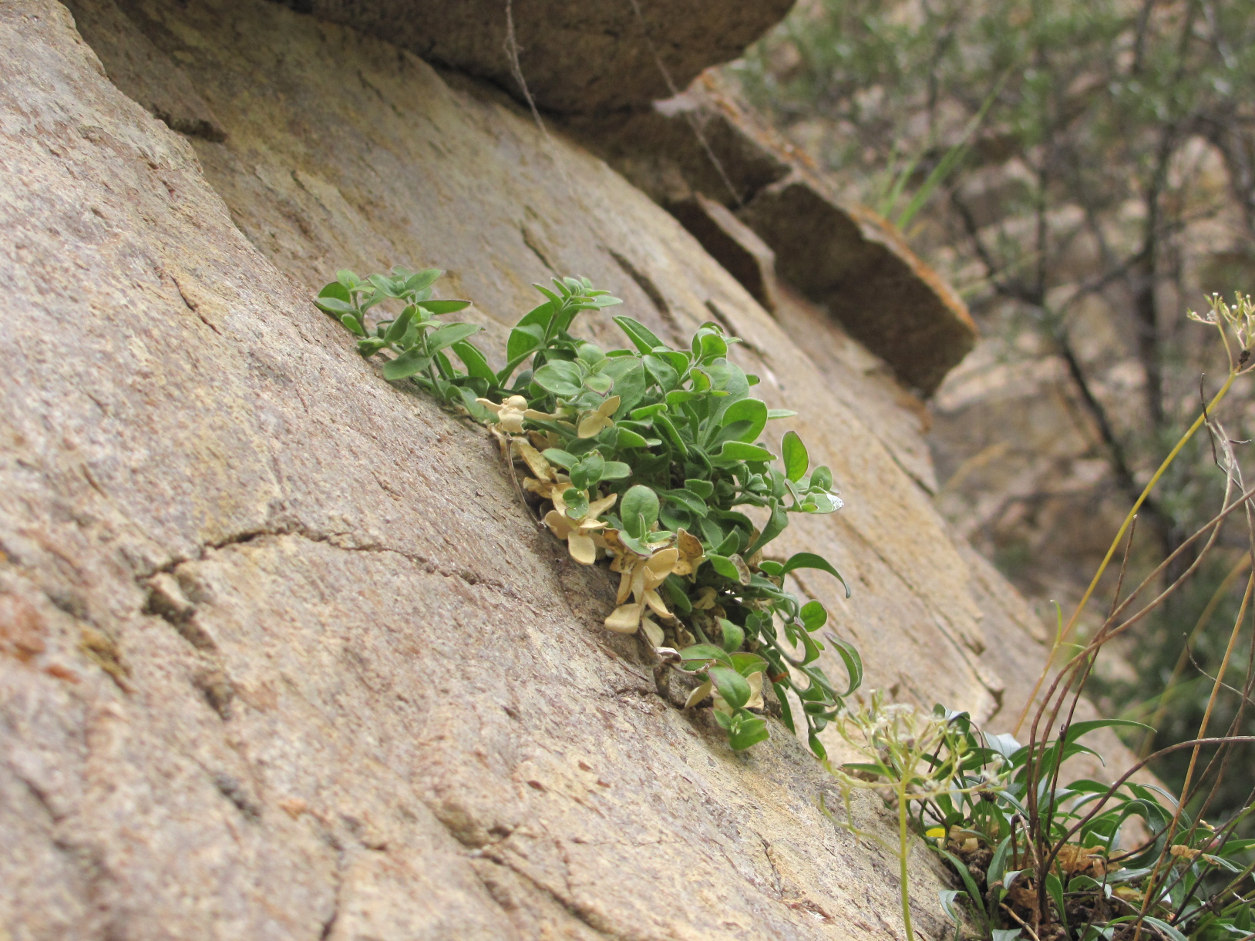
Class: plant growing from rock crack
316,265,862,753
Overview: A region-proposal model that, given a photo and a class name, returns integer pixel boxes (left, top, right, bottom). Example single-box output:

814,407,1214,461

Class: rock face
283,0,794,114
2,0,1111,938
569,75,977,395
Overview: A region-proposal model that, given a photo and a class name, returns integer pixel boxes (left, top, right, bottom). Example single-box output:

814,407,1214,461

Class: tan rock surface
279,0,794,114
570,75,977,396
3,0,1120,938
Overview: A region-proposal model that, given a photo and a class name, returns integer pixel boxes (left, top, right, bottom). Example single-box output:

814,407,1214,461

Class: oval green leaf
782,430,809,482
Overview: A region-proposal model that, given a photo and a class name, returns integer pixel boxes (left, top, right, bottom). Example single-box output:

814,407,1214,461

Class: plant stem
898,777,914,941
1014,369,1238,737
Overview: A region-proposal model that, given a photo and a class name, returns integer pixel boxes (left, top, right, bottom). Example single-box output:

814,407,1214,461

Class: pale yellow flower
476,395,558,434
671,529,705,576
541,493,617,565
476,394,530,433
576,396,620,438
604,545,681,636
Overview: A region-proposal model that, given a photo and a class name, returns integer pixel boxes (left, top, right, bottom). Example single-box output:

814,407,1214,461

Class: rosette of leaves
316,266,862,754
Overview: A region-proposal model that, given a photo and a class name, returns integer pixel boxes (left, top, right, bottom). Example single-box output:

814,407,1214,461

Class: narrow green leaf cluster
833,701,1255,940
317,266,861,753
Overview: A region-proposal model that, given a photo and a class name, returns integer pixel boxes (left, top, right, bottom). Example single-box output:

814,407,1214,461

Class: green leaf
679,643,732,668
829,636,863,694
798,631,823,665
382,307,415,344
728,715,769,750
315,294,355,315
564,488,589,520
587,291,622,309
780,552,850,596
685,478,714,499
729,653,766,675
532,360,584,397
572,452,604,489
698,516,726,549
611,426,650,449
708,554,750,584
719,398,768,443
744,505,787,559
718,618,745,652
608,361,647,414
709,666,751,709
643,353,680,391
540,449,577,469
653,412,687,453
419,299,472,315
620,485,660,538
800,600,827,632
506,303,555,364
425,322,480,353
692,325,729,361
662,488,709,519
807,733,827,760
613,315,664,353
340,313,365,337
585,373,613,394
401,267,441,293
450,340,496,381
715,441,775,464
600,461,632,480
369,272,403,297
782,431,809,482
381,348,431,380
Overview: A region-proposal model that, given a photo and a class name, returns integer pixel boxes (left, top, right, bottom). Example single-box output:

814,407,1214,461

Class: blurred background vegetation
722,0,1255,831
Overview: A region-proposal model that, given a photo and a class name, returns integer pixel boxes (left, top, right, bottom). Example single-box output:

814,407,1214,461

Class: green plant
315,265,861,753
831,295,1255,940
838,700,1254,940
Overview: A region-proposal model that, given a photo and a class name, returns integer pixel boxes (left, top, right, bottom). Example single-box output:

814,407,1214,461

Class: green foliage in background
834,698,1254,940
831,295,1255,939
316,266,860,753
732,0,1255,854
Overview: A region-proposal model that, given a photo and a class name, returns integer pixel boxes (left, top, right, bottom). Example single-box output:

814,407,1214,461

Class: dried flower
576,395,620,438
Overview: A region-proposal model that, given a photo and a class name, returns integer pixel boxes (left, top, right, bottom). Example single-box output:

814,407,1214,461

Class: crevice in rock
469,855,617,940
317,850,343,941
520,224,556,275
192,666,236,720
16,770,63,824
158,110,228,143
606,248,670,321
142,572,217,653
211,770,262,822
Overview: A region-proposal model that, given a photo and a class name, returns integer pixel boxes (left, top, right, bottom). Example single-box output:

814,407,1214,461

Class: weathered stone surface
284,0,794,114
3,0,1130,937
571,75,977,396
667,192,780,312
568,76,796,206
740,178,977,396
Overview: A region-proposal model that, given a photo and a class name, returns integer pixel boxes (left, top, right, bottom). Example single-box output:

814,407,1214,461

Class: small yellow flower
672,529,705,576
477,394,530,433
512,438,557,482
604,545,681,635
576,396,620,438
476,395,557,434
541,492,617,565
